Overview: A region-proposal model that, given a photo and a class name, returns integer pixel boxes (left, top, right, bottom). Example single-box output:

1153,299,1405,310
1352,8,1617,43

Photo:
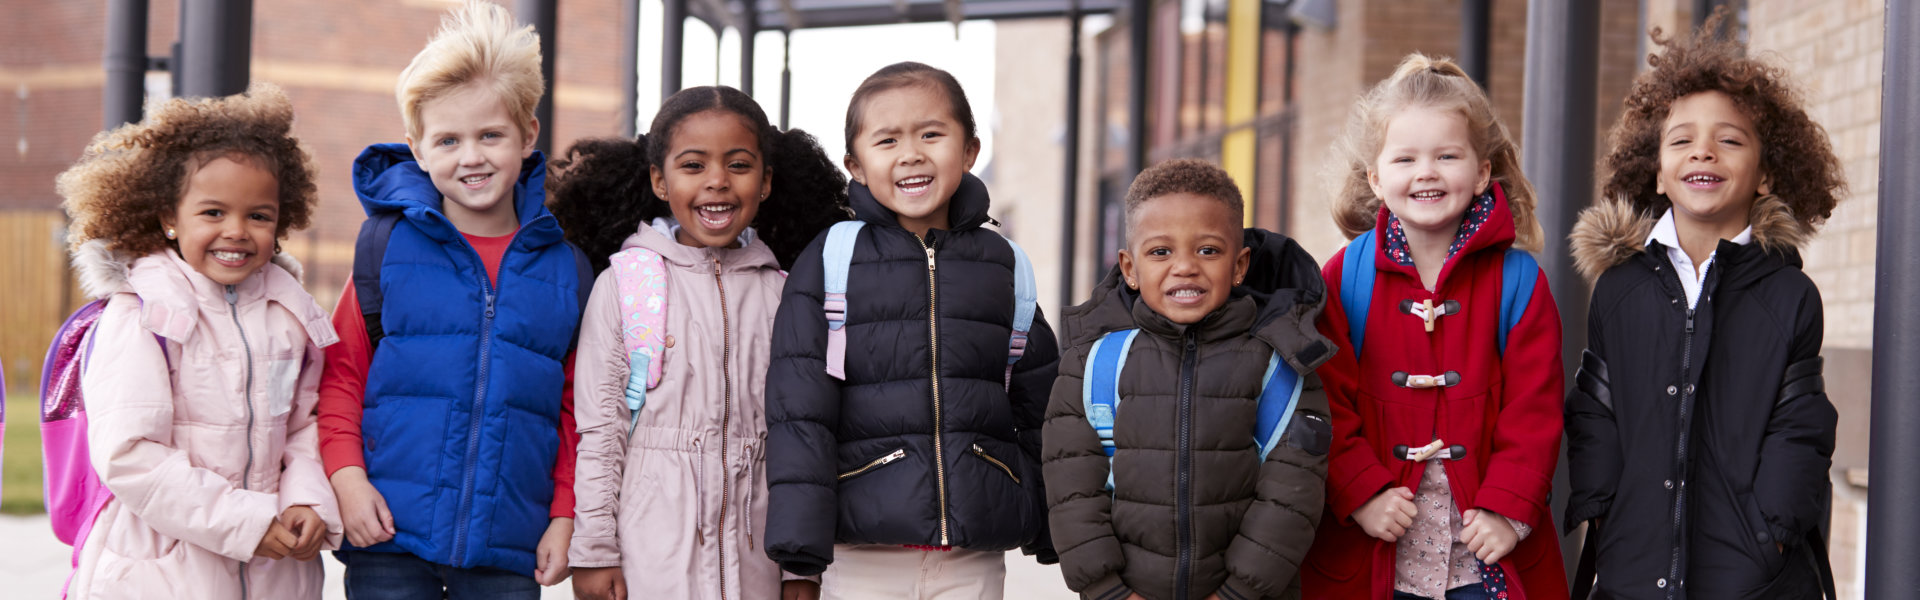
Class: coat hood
620,220,778,273
1065,228,1334,375
1569,194,1813,282
71,239,335,347
351,143,558,246
848,171,993,232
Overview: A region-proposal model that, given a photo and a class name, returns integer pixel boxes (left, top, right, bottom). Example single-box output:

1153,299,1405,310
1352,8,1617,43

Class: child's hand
534,517,574,585
1460,509,1519,564
572,566,626,600
1354,487,1418,542
329,467,395,547
278,505,326,561
254,519,297,560
782,580,821,600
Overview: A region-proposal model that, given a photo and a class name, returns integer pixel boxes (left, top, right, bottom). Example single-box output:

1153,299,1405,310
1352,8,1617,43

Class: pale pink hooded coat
571,223,794,599
65,241,342,599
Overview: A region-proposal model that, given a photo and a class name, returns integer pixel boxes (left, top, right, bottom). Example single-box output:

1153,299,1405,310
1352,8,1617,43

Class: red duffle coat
1301,188,1568,600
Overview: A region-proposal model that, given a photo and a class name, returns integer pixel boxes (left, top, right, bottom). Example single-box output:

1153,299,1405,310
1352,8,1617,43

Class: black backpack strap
567,241,594,354
1809,529,1838,600
1572,521,1599,600
352,212,403,352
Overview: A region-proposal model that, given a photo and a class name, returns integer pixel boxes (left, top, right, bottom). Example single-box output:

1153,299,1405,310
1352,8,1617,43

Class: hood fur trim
74,239,307,299
1569,194,1812,282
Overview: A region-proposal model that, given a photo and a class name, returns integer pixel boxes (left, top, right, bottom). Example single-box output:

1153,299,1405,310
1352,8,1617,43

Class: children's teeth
1412,190,1443,198
462,175,487,184
1172,289,1201,298
212,251,247,262
898,177,931,186
700,205,732,212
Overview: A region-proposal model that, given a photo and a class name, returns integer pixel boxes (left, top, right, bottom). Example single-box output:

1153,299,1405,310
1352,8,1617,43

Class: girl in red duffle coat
1301,54,1567,600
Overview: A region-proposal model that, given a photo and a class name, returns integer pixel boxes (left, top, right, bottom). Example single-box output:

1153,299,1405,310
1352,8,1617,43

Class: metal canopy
685,0,1119,32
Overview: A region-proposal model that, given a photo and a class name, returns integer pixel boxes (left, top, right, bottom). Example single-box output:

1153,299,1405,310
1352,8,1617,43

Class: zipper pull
224,284,238,306
484,293,497,319
924,246,936,271
1685,308,1695,334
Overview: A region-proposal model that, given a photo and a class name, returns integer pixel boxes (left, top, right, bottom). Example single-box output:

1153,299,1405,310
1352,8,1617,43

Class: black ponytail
547,85,849,272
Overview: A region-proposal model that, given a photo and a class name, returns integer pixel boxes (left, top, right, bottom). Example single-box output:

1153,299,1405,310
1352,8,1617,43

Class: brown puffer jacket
1043,229,1335,600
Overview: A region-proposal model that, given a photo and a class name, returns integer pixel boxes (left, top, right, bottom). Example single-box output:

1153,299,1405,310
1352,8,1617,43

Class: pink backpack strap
609,249,669,431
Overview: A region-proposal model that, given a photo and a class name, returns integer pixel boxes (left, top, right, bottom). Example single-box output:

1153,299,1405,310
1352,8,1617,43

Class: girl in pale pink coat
546,86,847,600
53,84,341,599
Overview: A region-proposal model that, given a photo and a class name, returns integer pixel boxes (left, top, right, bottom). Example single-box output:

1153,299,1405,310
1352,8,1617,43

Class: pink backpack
40,298,166,570
607,248,670,434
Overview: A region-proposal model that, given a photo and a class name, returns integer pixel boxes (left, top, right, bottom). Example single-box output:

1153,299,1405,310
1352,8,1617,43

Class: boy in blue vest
1041,159,1333,600
316,3,585,597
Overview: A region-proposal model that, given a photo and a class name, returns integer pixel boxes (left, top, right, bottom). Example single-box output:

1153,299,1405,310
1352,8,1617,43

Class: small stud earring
274,242,283,254
164,227,176,240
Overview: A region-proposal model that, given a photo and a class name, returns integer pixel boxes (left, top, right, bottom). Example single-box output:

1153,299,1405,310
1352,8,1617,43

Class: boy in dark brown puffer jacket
1043,159,1334,600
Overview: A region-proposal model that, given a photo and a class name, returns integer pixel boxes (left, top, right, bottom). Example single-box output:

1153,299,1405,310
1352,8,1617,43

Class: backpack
1337,228,1538,358
818,221,1038,389
351,211,594,352
39,298,168,558
605,247,671,434
1336,227,1538,595
1082,328,1305,490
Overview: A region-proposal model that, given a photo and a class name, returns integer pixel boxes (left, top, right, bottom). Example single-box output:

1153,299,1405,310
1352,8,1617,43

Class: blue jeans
1394,585,1495,600
338,550,539,600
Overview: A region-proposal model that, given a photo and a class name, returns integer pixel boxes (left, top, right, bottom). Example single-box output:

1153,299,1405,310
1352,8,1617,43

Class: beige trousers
820,544,1008,600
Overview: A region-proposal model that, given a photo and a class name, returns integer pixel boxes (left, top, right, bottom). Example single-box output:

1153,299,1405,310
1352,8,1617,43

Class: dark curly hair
548,85,849,271
1600,8,1845,230
57,83,319,256
1124,158,1244,240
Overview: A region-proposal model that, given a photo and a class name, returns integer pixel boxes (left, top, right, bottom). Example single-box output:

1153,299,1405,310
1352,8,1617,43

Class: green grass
4,387,44,514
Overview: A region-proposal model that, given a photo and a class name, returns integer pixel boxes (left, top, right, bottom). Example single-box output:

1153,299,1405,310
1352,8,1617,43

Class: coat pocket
267,356,300,417
838,448,907,481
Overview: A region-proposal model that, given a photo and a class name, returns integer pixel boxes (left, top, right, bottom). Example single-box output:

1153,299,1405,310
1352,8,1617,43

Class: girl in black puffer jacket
763,62,1060,599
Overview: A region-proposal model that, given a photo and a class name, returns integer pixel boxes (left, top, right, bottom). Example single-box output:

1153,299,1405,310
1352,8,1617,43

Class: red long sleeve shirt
316,230,578,519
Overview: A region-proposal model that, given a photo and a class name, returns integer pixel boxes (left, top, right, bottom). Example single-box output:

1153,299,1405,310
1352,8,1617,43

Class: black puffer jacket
1043,229,1334,600
1565,197,1835,600
763,173,1060,576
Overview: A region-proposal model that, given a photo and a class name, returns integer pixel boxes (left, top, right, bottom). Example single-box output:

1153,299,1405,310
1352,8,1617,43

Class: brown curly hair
1600,9,1844,232
1124,158,1244,241
58,83,319,257
1328,53,1542,252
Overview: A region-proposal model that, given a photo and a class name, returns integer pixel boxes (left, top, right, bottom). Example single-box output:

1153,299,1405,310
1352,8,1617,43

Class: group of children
47,2,1842,599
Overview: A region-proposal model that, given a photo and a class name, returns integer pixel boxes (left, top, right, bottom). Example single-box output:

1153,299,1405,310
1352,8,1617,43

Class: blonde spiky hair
396,0,544,142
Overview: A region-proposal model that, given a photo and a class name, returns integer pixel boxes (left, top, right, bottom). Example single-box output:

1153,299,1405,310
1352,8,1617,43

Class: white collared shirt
1645,209,1752,309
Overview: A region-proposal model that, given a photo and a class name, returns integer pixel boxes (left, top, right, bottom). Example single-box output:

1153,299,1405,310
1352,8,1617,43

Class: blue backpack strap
1083,329,1138,490
1003,237,1039,390
1252,352,1305,460
821,221,865,380
1498,249,1539,355
352,212,404,352
1338,229,1378,358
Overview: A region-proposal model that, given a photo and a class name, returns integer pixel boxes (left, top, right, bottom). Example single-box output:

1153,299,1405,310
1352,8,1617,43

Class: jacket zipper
451,233,508,567
1663,258,1706,600
970,444,1020,484
916,234,950,546
1175,330,1198,600
714,256,733,600
225,285,256,600
838,448,907,480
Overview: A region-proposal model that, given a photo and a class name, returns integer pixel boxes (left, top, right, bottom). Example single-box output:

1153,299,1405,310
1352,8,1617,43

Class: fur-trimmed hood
74,239,306,300
1569,194,1813,282
71,239,332,347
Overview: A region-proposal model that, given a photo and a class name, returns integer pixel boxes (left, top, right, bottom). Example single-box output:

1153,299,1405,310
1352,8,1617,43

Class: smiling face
163,155,282,285
1656,90,1769,228
649,109,769,249
1119,192,1251,324
844,85,981,237
1368,105,1491,242
409,84,538,236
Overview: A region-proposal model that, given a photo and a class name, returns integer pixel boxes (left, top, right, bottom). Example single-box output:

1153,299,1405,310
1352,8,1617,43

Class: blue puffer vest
348,143,582,575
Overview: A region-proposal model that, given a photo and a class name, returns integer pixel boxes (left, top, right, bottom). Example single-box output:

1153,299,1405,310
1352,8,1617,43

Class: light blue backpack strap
1253,352,1305,461
1339,229,1378,358
1083,329,1138,491
1003,237,1039,390
821,221,865,380
1498,249,1539,355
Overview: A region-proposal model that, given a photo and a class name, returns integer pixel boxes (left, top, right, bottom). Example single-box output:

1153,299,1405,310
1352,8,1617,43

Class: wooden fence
2,210,84,391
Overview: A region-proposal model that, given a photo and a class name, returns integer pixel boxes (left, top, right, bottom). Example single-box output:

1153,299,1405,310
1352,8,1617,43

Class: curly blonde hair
397,0,544,142
1600,9,1844,234
57,82,319,256
1328,53,1542,252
